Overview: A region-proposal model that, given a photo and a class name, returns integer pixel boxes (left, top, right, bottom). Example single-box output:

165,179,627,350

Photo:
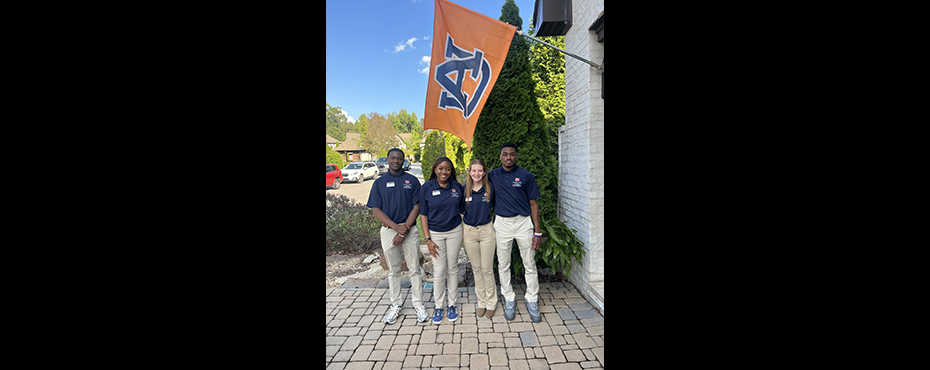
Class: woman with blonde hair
462,158,498,318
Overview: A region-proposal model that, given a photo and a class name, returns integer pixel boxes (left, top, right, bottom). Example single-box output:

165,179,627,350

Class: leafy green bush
326,144,347,168
539,217,585,277
326,193,382,254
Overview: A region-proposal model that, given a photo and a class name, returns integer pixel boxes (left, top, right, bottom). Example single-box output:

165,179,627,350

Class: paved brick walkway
325,281,604,370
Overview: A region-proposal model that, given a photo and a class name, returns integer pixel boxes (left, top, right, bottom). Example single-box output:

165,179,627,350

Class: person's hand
427,240,439,259
392,223,410,235
531,235,541,250
392,233,405,246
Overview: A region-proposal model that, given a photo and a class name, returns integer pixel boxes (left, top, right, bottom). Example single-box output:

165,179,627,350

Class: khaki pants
463,223,498,310
380,225,423,309
494,215,538,303
429,224,463,308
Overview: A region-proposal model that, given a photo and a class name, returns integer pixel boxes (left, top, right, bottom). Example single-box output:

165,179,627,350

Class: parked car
341,161,378,183
375,156,388,175
326,164,342,189
403,159,411,171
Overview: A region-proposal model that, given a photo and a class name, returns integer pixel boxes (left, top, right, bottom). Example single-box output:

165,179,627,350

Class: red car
326,164,343,189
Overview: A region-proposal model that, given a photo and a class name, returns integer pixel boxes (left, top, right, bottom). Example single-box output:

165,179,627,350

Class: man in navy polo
367,148,428,325
488,142,543,322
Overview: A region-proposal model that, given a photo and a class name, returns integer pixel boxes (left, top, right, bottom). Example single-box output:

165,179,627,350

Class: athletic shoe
526,301,541,322
504,300,516,321
384,304,402,325
415,306,428,323
432,308,444,324
447,305,458,322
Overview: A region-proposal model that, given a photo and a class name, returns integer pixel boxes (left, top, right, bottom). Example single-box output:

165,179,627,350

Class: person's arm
530,199,542,250
391,204,419,246
421,214,439,258
371,208,409,246
371,207,410,235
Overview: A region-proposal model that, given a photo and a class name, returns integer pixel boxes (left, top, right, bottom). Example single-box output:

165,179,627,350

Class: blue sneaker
432,308,443,324
447,305,458,322
504,300,516,321
526,301,541,322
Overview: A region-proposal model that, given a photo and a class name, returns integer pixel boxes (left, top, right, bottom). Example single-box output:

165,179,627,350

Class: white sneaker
384,304,402,325
415,306,428,323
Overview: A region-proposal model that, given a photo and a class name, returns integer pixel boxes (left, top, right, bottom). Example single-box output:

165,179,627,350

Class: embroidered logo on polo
512,177,522,187
403,179,413,189
451,188,460,198
434,34,492,120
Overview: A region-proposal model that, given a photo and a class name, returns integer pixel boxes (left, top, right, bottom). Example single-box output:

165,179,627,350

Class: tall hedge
420,129,446,177
471,0,558,222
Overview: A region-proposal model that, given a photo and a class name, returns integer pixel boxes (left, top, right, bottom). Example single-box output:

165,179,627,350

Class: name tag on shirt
432,190,441,196
386,182,395,188
466,196,472,202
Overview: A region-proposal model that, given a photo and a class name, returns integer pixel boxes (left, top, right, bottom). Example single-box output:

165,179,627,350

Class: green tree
325,144,347,168
352,113,369,134
528,17,565,159
326,103,353,141
472,0,558,222
420,129,446,176
358,113,400,159
401,118,424,162
387,109,419,134
444,132,471,178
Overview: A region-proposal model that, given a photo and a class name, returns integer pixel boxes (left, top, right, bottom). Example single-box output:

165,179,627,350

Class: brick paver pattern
326,281,604,370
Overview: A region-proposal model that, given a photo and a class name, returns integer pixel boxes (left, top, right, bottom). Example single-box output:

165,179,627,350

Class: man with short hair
367,148,428,324
488,142,543,322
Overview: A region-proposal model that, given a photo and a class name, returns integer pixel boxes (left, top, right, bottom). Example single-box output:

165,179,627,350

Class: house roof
335,132,366,152
326,134,339,144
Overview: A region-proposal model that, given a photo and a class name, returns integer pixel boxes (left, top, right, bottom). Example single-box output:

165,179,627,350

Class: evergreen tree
528,17,565,159
420,129,446,176
472,0,558,222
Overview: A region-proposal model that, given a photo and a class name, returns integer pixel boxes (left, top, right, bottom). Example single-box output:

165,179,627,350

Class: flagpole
516,30,603,73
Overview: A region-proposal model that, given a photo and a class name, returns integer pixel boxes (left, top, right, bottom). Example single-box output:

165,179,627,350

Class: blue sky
326,0,538,124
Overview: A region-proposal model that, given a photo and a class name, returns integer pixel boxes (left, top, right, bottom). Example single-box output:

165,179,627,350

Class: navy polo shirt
463,185,493,226
419,178,466,232
366,170,421,224
488,166,540,217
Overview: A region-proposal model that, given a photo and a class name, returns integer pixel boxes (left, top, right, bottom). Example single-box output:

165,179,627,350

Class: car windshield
376,157,387,163
345,163,362,169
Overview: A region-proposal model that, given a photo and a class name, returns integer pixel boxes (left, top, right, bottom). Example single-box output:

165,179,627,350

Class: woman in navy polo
462,158,498,319
419,156,466,324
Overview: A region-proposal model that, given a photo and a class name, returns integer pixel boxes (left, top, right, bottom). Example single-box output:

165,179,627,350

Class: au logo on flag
434,34,492,120
424,0,516,148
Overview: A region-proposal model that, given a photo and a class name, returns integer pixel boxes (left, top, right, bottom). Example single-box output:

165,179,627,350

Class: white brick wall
559,0,604,313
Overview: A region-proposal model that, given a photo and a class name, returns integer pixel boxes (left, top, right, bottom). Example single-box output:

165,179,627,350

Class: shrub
326,193,382,254
326,144,347,168
539,217,585,277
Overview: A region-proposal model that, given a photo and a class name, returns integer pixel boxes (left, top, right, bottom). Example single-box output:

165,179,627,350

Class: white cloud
392,37,419,53
418,55,431,74
340,108,355,123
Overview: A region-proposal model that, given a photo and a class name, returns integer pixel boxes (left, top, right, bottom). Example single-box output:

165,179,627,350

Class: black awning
532,0,572,37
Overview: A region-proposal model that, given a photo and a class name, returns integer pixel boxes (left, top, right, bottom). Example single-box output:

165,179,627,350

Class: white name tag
432,190,441,196
466,196,472,202
386,182,395,188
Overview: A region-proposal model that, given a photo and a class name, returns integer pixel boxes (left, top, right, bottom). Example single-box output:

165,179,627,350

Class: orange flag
424,0,516,148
